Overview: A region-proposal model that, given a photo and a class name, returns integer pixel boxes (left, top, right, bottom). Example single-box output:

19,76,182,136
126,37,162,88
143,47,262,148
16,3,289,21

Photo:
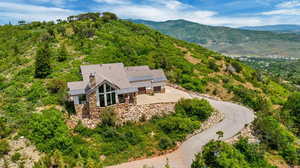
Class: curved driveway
107,94,255,168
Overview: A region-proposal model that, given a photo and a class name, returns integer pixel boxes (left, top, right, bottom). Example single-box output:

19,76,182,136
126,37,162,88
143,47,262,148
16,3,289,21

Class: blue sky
1,0,300,27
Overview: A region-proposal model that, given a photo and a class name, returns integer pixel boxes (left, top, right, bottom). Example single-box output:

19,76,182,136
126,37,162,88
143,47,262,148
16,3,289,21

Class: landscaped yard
22,97,214,166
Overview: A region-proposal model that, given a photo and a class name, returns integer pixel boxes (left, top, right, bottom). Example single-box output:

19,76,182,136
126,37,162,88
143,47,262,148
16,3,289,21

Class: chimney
89,72,96,88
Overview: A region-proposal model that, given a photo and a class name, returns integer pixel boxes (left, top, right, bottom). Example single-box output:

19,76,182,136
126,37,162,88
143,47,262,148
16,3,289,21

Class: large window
79,94,86,104
118,94,126,103
98,83,117,107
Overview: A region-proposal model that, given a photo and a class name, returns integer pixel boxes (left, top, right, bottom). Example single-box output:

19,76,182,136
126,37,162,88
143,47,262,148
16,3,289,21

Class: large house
67,63,167,118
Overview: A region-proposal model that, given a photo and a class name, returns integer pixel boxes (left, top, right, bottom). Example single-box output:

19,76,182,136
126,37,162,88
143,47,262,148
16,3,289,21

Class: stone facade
74,104,89,118
74,87,165,119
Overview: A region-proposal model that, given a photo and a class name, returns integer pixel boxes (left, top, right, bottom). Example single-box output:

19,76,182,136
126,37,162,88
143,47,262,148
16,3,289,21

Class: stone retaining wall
68,102,176,129
115,102,175,124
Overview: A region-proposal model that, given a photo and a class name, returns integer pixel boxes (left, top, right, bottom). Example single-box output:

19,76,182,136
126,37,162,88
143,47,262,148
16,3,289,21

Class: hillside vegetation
0,13,299,167
240,57,300,85
133,19,300,58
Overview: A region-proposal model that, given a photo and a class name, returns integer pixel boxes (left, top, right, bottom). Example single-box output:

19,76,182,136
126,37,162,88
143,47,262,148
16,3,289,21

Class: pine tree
34,44,51,78
57,45,68,62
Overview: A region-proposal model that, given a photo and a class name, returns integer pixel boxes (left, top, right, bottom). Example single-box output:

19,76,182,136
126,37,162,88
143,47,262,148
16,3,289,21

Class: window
118,94,125,103
106,85,111,92
99,85,104,93
107,93,112,106
79,94,86,104
112,92,116,104
97,83,117,107
100,94,105,107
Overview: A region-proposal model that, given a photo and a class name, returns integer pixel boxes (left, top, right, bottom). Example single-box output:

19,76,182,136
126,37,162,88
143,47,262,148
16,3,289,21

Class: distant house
67,63,167,118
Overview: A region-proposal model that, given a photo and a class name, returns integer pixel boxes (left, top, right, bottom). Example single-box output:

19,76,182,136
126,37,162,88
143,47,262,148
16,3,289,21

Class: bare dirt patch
35,105,64,113
175,45,201,64
0,136,43,168
225,123,259,144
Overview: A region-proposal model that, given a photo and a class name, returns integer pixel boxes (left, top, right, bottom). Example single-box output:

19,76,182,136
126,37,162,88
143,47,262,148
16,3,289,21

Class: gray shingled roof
81,63,132,89
67,81,88,95
151,69,167,82
125,66,153,82
68,63,167,96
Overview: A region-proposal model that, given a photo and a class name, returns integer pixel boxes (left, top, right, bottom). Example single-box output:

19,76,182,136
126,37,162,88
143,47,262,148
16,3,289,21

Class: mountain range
241,24,300,34
132,19,300,58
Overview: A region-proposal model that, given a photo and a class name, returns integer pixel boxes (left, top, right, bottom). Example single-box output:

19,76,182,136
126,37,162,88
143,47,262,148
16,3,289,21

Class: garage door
138,87,146,94
153,86,161,93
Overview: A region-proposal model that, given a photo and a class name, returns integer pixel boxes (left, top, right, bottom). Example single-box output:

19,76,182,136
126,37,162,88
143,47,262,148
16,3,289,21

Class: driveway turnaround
136,86,192,105
107,94,255,168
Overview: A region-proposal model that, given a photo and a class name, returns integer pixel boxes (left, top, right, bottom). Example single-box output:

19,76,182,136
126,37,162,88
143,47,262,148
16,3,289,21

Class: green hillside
239,57,300,85
133,19,300,58
0,13,299,167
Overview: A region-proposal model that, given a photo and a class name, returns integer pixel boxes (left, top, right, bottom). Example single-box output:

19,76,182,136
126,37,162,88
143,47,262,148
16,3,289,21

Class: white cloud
261,0,300,16
262,8,300,15
0,2,79,23
99,3,263,27
276,0,300,8
93,0,130,4
30,0,72,6
148,0,188,9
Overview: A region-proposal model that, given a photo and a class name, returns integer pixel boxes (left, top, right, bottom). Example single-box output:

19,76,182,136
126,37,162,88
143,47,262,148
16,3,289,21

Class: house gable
87,79,120,96
95,80,118,107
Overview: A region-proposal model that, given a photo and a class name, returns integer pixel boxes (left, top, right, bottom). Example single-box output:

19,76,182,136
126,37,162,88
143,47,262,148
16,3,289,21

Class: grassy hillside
133,19,300,58
0,13,299,167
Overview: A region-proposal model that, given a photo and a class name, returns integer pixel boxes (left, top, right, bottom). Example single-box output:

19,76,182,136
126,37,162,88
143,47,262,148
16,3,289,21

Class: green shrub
234,138,275,168
0,117,12,138
227,85,271,111
192,140,250,168
231,61,243,73
157,116,200,140
175,98,213,121
254,115,299,164
0,139,9,158
22,109,73,153
255,116,294,150
26,81,48,103
46,79,66,94
34,43,52,78
11,152,22,162
280,145,300,165
208,60,219,72
283,92,300,135
0,75,9,90
100,107,117,127
158,136,174,150
124,129,142,145
74,121,94,137
57,45,68,62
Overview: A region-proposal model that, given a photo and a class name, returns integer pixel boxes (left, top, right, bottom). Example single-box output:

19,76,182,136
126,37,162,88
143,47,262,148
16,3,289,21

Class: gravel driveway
107,93,255,168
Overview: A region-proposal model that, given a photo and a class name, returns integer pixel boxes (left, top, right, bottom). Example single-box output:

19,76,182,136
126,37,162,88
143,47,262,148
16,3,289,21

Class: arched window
98,83,116,107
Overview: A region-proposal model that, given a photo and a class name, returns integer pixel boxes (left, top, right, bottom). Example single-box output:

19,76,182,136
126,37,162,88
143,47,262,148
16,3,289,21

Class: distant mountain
241,24,300,34
132,19,300,58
